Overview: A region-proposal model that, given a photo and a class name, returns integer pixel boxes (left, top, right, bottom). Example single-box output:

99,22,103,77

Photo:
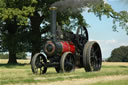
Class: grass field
0,59,128,85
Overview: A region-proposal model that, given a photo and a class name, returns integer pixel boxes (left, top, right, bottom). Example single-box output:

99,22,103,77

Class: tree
108,46,128,62
0,0,36,64
88,1,128,34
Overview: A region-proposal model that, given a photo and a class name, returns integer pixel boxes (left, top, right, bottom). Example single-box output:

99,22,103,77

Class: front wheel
31,53,47,74
83,41,102,72
60,52,75,72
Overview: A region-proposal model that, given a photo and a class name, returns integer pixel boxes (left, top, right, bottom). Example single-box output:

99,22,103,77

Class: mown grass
92,79,128,85
0,59,128,85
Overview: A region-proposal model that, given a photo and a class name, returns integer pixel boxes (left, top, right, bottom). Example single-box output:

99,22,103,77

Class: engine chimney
49,7,57,41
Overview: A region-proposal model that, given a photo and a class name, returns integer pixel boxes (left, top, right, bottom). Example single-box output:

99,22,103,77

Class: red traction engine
31,7,102,74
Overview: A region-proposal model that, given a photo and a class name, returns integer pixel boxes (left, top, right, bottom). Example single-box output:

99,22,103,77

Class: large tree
0,0,36,64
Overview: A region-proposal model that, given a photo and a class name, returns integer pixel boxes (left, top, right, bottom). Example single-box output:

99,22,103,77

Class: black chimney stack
49,7,57,41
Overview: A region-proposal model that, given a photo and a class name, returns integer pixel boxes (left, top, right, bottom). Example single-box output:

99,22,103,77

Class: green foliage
0,52,27,59
0,0,6,8
0,53,9,59
108,46,128,62
16,52,27,59
89,1,128,34
0,0,37,25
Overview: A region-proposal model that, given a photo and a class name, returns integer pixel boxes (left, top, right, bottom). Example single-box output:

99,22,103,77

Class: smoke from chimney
122,0,128,5
52,0,101,12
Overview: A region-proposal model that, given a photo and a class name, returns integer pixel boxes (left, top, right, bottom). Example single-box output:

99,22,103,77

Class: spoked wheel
76,26,88,49
60,52,75,72
83,41,102,72
31,53,47,74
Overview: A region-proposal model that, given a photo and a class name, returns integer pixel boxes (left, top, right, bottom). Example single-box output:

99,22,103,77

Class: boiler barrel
44,41,75,57
60,41,75,54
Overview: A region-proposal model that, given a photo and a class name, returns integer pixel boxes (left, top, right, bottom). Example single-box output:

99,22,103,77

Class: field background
0,59,128,85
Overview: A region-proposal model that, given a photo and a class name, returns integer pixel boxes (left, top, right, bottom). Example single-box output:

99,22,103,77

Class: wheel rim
32,54,47,74
76,26,88,48
83,41,102,72
61,52,75,72
90,43,102,71
64,54,75,72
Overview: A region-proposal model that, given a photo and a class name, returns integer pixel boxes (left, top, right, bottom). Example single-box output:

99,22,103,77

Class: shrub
0,53,9,59
16,52,27,59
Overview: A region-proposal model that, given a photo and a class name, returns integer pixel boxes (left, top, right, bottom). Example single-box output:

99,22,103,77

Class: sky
82,0,128,59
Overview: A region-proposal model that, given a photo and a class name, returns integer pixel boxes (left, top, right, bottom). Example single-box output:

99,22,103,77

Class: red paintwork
60,41,75,54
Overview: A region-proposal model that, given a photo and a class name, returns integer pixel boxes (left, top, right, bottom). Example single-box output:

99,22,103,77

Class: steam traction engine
31,7,102,74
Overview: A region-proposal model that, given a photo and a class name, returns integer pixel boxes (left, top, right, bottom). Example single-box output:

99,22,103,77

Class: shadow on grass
119,66,128,68
0,63,30,68
102,65,128,68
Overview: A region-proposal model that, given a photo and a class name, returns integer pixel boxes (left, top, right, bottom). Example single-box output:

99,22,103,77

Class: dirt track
11,75,128,85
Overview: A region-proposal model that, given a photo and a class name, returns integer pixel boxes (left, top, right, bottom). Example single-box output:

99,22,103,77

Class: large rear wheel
83,41,102,72
31,53,47,74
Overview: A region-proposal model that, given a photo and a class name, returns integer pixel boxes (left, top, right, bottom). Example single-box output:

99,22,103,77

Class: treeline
0,53,8,59
107,46,128,62
0,52,27,59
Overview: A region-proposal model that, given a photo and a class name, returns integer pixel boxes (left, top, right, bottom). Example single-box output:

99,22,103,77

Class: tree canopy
108,46,128,62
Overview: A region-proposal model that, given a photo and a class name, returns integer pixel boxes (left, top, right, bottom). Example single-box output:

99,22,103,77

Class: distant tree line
107,46,128,62
0,53,8,59
0,52,27,59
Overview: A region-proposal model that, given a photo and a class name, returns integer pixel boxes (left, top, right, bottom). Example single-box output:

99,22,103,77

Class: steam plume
52,0,101,12
122,0,128,4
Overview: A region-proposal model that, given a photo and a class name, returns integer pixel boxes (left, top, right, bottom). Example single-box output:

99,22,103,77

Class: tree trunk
6,20,18,64
8,50,17,64
30,11,42,63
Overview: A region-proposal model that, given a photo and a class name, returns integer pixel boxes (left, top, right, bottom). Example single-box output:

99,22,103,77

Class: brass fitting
49,6,57,10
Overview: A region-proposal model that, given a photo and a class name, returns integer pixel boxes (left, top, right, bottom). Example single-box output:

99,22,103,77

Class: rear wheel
31,53,47,74
60,52,75,72
83,41,102,72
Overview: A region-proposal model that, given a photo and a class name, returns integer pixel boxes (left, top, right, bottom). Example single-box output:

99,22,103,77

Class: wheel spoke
31,53,47,74
76,26,88,48
61,53,75,72
90,45,102,70
40,68,42,74
90,47,95,67
94,47,100,54
83,41,102,72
